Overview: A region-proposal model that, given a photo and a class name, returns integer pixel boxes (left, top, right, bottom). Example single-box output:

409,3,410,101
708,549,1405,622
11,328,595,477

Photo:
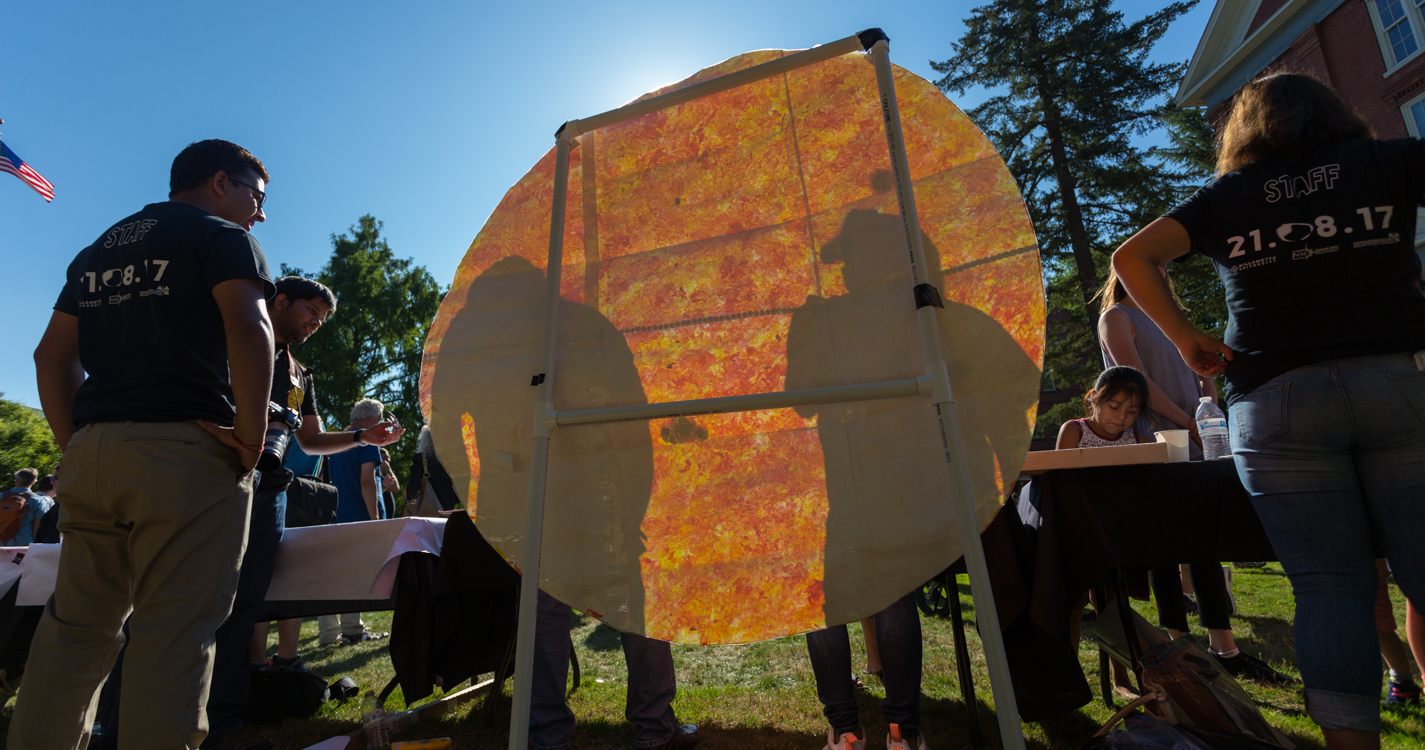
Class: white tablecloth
0,517,446,607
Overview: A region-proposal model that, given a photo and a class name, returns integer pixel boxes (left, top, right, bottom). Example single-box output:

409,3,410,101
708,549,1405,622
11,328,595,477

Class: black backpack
244,669,331,724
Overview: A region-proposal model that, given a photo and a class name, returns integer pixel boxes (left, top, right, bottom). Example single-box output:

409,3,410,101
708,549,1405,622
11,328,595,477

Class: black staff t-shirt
1165,137,1425,405
54,201,275,427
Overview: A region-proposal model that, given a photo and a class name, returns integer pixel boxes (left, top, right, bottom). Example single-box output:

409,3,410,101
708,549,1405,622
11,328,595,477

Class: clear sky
1,0,1213,410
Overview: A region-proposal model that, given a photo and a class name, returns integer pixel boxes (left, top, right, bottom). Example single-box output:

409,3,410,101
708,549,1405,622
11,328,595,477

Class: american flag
0,140,55,202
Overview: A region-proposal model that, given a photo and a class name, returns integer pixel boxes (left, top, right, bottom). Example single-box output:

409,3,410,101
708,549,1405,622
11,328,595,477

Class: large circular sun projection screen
422,49,1044,644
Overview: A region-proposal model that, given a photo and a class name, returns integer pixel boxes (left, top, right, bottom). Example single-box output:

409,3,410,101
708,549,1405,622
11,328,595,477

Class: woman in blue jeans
1113,72,1425,749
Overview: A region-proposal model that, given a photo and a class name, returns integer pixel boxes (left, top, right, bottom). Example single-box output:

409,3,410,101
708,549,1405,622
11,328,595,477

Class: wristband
353,428,365,446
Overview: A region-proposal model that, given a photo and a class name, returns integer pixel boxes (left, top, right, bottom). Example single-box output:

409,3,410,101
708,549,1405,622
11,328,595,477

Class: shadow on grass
313,644,397,676
584,623,624,652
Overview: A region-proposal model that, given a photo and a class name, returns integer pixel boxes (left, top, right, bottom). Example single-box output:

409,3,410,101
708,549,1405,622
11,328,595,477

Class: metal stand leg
507,129,577,750
947,573,985,750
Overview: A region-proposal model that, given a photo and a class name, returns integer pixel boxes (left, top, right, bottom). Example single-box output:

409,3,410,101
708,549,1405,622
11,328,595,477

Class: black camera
257,401,304,472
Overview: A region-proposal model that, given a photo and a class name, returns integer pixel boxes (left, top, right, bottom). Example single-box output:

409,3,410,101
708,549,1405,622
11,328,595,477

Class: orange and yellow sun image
422,49,1044,644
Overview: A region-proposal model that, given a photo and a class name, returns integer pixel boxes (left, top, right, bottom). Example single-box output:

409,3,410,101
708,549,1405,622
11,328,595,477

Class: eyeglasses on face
228,175,266,209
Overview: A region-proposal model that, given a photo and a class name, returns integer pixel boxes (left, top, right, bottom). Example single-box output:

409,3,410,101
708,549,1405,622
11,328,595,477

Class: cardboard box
1020,442,1170,475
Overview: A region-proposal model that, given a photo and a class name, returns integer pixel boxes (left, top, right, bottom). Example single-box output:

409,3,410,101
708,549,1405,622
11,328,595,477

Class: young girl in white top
1055,365,1150,697
1056,366,1151,450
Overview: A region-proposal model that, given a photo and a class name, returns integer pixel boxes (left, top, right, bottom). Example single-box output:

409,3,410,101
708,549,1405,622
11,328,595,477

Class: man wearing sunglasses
18,139,276,749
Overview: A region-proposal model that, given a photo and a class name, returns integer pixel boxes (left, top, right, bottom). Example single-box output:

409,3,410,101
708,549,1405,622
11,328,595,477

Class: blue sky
1,0,1213,410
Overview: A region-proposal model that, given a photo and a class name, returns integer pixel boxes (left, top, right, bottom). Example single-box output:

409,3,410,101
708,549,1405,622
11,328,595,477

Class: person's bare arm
381,456,400,492
200,279,273,469
33,312,84,450
1055,420,1082,450
1098,307,1200,444
360,460,380,519
292,419,405,455
1113,218,1234,378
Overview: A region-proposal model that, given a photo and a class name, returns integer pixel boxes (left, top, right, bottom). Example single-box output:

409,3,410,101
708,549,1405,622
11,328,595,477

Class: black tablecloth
978,460,1278,719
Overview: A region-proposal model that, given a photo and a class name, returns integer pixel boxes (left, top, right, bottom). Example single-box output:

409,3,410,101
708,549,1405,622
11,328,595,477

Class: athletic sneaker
1385,679,1421,708
1216,651,1299,685
886,724,929,750
824,728,864,750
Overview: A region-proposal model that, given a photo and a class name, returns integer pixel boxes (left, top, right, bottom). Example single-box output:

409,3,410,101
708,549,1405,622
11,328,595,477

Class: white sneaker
886,724,928,750
824,728,864,750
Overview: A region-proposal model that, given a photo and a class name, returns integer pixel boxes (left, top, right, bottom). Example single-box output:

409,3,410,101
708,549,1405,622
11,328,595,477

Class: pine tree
932,0,1198,343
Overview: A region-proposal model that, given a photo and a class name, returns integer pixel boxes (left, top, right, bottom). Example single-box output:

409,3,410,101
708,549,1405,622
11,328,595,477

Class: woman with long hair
1113,72,1425,749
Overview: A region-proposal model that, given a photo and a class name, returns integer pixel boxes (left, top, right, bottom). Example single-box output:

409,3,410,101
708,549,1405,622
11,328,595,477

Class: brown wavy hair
1216,73,1372,175
1093,263,1183,315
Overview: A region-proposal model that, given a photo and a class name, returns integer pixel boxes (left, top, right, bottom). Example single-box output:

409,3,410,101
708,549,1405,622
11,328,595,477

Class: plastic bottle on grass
361,690,391,750
1195,397,1231,460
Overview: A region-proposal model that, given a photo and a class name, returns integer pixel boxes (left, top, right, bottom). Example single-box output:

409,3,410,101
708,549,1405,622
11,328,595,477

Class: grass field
2,564,1422,749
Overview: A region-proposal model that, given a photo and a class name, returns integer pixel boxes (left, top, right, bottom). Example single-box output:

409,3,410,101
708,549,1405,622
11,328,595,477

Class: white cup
1155,429,1190,463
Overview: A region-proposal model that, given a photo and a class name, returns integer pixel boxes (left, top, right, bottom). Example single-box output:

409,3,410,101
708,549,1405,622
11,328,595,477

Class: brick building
1176,0,1425,255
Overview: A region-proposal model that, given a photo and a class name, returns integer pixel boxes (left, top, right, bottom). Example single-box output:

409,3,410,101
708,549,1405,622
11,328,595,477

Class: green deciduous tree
282,215,444,493
0,396,61,481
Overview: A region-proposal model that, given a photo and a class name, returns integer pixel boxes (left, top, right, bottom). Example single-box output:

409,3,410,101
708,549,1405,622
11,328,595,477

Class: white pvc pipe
508,131,576,750
553,377,925,427
866,40,1027,749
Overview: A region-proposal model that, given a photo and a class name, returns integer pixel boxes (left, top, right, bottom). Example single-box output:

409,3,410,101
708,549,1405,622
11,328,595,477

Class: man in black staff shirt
19,140,275,750
204,276,403,746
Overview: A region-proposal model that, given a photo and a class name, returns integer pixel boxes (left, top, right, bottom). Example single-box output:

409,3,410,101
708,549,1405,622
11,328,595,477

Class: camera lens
257,422,291,472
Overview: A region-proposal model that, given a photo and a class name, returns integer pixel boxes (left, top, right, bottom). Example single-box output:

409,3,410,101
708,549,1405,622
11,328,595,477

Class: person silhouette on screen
785,208,1039,750
430,256,696,750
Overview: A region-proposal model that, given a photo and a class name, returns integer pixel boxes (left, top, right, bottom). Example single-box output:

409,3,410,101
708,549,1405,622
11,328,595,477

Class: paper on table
0,548,25,600
266,518,445,601
16,543,60,606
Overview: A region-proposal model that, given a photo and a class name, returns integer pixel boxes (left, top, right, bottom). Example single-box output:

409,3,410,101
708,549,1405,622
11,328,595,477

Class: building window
1406,92,1425,136
1369,0,1425,70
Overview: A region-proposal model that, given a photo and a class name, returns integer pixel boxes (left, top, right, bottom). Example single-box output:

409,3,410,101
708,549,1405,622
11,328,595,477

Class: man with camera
204,276,403,747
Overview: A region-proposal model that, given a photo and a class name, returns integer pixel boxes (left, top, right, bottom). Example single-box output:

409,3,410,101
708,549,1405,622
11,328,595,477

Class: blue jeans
531,591,678,750
1230,352,1425,733
805,593,922,737
203,487,286,742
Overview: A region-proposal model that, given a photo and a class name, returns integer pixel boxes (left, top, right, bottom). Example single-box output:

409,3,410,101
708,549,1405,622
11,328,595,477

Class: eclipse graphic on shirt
1276,223,1315,243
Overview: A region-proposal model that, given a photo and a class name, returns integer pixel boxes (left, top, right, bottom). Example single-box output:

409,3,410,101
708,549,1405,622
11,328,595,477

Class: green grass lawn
2,564,1422,749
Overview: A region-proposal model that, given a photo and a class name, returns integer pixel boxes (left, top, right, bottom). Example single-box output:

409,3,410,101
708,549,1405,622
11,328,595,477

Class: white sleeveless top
1072,418,1136,448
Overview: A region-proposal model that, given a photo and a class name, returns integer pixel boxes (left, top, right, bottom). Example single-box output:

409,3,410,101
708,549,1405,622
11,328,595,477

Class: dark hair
273,276,337,315
33,475,56,494
1216,73,1372,175
169,139,270,197
1085,366,1150,414
12,468,37,487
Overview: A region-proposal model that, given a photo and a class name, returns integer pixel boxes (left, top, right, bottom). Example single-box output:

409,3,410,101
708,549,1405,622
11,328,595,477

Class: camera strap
283,345,304,411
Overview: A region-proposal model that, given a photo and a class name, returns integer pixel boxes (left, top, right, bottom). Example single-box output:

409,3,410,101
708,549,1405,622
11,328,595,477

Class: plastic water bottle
361,690,391,750
1195,397,1231,460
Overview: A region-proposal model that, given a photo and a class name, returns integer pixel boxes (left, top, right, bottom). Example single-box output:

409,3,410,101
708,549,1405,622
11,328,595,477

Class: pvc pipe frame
507,32,1026,750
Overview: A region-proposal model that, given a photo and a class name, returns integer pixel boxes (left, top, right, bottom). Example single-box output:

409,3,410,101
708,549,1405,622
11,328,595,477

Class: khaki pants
317,612,367,644
8,422,253,750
